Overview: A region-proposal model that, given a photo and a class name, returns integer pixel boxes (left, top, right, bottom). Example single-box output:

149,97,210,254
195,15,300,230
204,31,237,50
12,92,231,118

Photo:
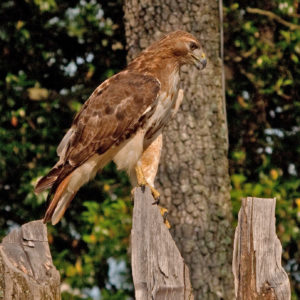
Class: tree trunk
123,1,234,299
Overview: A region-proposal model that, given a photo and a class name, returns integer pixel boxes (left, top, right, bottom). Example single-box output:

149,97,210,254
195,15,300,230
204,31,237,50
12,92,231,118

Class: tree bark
131,187,193,300
123,1,234,299
0,220,60,300
232,197,291,300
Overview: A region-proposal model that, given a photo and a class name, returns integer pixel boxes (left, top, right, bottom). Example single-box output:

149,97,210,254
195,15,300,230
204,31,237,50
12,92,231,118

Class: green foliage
225,0,300,296
1,0,300,298
0,0,132,298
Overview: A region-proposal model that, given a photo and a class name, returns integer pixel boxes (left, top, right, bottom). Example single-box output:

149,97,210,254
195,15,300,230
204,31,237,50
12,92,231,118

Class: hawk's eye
189,42,199,51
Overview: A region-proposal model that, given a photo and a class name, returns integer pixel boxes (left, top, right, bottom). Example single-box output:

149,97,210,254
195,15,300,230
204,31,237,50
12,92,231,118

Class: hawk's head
148,30,207,70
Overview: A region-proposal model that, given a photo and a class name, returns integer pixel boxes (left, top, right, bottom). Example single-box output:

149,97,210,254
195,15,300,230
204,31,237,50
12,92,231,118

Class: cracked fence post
131,187,194,300
232,197,291,300
0,220,60,300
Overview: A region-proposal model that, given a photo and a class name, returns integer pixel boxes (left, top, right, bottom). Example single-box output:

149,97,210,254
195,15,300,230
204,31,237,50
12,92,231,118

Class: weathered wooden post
0,220,60,300
232,197,290,300
131,187,194,300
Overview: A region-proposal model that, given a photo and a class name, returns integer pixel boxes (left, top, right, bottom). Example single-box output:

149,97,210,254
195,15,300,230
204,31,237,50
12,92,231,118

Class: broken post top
233,197,290,300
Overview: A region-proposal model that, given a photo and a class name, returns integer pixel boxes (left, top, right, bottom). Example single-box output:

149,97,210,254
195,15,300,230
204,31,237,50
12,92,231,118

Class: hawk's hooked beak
192,50,207,70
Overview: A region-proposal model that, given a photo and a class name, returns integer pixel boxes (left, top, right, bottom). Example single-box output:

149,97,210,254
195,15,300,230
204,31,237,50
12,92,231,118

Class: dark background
0,0,299,298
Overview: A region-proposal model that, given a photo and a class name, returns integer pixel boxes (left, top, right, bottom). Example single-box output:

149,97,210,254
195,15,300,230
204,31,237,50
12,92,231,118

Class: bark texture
124,1,234,299
232,197,291,300
0,220,60,300
131,187,194,300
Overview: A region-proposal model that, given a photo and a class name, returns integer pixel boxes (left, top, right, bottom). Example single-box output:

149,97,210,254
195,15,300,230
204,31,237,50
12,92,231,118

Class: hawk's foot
130,187,136,202
159,206,171,229
131,184,160,203
135,164,147,191
150,186,160,204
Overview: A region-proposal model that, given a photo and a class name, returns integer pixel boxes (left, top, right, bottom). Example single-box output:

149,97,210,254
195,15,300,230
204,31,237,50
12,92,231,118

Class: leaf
231,174,247,189
27,87,49,101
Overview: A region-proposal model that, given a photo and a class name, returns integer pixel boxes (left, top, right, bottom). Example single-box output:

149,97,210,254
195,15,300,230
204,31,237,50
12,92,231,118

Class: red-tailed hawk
35,30,207,225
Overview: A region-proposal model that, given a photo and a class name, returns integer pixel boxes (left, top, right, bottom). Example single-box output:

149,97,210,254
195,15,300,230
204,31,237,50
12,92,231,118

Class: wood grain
232,197,290,300
0,220,60,300
131,187,194,300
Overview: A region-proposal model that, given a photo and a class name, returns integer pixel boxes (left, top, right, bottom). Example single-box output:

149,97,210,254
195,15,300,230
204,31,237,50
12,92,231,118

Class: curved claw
150,186,160,204
135,165,148,187
152,196,160,205
159,206,171,229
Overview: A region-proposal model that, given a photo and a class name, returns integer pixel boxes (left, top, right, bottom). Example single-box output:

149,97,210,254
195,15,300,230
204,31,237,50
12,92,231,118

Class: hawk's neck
127,54,180,92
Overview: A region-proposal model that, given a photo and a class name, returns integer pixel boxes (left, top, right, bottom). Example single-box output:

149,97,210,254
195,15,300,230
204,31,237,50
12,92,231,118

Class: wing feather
36,71,160,194
63,72,160,170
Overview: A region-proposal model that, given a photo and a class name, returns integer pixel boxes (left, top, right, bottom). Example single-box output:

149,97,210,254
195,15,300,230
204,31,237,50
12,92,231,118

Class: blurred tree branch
247,7,300,30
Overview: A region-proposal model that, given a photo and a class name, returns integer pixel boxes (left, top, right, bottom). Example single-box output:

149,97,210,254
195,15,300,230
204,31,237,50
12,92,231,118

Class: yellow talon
135,165,160,200
134,164,169,228
135,164,147,187
150,186,160,203
159,206,171,229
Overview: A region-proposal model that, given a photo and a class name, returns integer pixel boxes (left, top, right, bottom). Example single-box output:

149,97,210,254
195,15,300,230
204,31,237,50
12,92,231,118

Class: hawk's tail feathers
42,154,106,224
43,173,77,225
35,166,63,194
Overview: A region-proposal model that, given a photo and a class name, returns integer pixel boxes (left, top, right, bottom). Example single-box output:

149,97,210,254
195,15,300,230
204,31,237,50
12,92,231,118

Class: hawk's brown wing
66,71,160,166
35,71,160,194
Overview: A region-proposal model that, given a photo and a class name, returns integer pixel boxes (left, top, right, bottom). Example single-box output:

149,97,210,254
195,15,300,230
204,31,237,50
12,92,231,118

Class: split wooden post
0,220,60,300
232,197,291,300
131,187,194,300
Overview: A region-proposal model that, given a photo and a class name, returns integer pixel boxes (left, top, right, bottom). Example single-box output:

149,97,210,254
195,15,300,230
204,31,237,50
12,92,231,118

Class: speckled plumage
35,30,206,225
